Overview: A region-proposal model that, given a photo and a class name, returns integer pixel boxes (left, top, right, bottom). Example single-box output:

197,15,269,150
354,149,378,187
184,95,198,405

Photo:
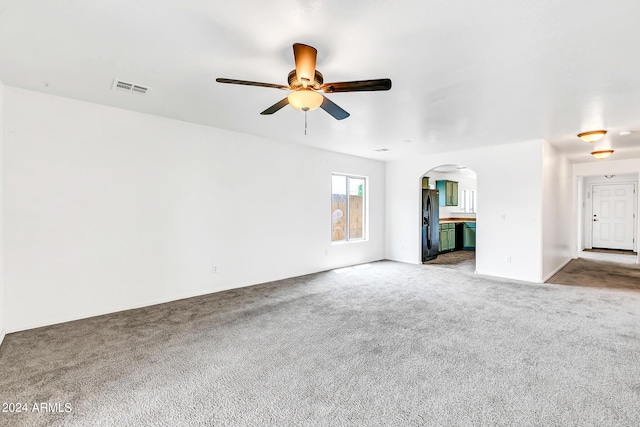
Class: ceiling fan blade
320,96,350,120
260,97,290,115
293,43,317,87
216,78,289,90
321,78,392,93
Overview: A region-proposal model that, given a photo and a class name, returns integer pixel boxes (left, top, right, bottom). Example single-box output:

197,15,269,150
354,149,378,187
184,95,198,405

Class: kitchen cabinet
436,180,458,206
438,225,447,252
439,223,456,252
463,222,476,250
448,226,456,251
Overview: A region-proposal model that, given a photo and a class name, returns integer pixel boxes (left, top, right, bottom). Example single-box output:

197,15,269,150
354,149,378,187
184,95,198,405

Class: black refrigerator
422,189,440,261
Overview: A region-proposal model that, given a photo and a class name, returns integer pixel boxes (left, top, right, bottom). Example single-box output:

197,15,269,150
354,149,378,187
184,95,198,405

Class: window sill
331,239,369,245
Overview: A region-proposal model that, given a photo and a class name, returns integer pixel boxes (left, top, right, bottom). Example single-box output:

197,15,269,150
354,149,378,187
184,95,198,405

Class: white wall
573,159,640,263
574,158,640,176
3,87,385,332
541,141,572,281
0,79,4,346
386,139,544,283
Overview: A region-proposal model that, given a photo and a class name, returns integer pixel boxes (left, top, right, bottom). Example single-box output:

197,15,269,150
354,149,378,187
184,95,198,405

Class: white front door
592,183,636,250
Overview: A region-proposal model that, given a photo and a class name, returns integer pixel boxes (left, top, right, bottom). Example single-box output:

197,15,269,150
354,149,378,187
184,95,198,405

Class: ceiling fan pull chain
305,109,308,135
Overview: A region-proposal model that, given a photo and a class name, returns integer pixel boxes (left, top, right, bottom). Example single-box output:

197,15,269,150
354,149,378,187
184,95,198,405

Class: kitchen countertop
440,218,476,224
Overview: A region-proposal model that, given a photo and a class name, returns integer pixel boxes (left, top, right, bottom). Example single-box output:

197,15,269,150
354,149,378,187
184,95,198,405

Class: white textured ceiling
1,0,640,163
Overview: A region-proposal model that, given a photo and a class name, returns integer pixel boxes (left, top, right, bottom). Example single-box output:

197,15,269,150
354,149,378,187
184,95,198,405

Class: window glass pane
331,174,367,242
348,177,365,239
331,175,347,241
460,189,467,212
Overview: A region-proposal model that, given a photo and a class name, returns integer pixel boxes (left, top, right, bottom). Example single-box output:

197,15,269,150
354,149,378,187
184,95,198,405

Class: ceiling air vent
112,79,149,95
131,85,147,94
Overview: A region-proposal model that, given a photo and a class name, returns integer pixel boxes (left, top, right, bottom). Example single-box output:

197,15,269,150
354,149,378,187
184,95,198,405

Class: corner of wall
541,140,573,281
0,78,4,345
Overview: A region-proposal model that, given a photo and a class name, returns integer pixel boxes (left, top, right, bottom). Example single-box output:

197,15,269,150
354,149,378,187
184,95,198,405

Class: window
331,174,366,242
459,189,476,213
469,190,476,212
460,189,467,212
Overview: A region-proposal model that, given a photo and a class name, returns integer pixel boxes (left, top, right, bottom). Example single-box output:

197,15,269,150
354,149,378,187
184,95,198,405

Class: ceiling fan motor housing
288,70,323,90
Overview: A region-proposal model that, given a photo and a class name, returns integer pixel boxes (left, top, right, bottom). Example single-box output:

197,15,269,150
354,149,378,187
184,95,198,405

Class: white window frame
458,188,476,213
460,189,468,212
469,190,475,213
331,173,367,243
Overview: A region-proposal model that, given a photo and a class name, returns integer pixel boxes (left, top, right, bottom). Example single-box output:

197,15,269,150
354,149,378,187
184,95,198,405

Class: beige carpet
1,260,639,426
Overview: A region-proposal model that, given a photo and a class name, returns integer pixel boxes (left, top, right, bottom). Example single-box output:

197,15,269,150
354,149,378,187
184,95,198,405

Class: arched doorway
420,165,478,272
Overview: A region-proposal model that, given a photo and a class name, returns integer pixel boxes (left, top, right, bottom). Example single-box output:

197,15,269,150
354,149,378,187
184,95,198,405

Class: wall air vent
112,79,149,95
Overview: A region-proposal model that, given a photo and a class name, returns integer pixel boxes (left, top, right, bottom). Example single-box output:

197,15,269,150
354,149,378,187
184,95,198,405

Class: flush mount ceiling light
591,149,614,160
577,130,607,143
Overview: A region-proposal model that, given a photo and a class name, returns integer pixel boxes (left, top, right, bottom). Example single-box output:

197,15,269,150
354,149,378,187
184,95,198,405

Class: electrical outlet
212,265,218,273
506,256,511,264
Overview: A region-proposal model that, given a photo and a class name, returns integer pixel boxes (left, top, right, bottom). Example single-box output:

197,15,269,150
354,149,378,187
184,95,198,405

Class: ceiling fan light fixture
217,43,391,120
591,149,614,160
287,89,323,111
578,130,607,143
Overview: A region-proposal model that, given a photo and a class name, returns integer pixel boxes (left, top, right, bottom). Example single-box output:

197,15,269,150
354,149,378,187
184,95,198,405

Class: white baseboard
6,287,232,334
6,266,353,333
542,257,572,283
0,329,5,349
6,258,385,333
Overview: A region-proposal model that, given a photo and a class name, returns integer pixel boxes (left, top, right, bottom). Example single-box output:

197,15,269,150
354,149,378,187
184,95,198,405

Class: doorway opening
577,173,638,264
420,165,478,273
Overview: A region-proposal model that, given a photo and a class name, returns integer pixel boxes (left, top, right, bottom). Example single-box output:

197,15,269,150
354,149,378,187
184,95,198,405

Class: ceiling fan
216,43,392,120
